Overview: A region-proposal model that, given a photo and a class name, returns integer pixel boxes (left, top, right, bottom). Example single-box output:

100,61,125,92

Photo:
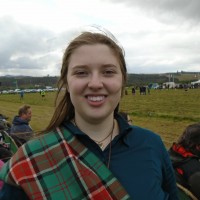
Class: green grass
0,88,200,148
174,73,200,82
0,93,55,132
120,88,200,148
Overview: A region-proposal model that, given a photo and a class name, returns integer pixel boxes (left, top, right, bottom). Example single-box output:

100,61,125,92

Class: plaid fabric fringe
0,126,131,200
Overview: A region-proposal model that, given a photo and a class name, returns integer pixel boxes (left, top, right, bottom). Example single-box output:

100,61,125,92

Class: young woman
0,31,178,200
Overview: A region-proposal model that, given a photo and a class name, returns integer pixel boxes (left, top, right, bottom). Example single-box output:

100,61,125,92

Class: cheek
110,78,123,94
67,79,84,97
67,77,76,93
108,82,123,104
113,86,122,97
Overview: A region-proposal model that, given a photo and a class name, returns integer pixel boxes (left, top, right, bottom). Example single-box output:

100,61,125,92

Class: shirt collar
114,113,132,147
62,113,133,147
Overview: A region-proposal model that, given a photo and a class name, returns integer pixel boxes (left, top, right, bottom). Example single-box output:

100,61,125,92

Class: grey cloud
105,0,200,24
0,17,76,75
0,17,53,54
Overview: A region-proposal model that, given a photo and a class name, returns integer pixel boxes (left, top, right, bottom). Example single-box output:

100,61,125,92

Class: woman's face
67,44,123,122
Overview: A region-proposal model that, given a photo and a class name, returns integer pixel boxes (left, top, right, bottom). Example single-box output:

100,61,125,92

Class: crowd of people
0,29,199,200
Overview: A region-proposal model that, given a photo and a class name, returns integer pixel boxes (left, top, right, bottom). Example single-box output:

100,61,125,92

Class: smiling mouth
87,96,105,102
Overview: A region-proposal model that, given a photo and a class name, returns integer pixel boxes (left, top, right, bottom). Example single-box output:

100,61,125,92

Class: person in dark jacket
10,105,33,146
168,123,200,199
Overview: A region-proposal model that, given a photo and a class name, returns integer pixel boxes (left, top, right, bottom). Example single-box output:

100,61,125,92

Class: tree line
0,73,198,90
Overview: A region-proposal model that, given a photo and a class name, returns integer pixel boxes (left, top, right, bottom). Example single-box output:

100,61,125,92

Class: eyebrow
72,64,117,69
102,64,117,68
71,65,87,68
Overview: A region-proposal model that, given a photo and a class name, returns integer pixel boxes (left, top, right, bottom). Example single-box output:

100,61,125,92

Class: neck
73,116,115,141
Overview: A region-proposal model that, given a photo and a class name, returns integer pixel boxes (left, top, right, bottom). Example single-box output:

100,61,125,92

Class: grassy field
0,88,199,148
120,88,200,148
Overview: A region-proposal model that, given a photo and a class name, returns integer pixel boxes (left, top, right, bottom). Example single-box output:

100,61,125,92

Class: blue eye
103,70,115,76
75,71,88,76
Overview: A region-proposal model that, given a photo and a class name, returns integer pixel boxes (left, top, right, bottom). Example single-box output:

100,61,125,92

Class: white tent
191,80,200,85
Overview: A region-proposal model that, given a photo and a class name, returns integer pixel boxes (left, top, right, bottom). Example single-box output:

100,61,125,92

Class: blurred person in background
20,90,24,100
10,105,33,146
169,123,200,199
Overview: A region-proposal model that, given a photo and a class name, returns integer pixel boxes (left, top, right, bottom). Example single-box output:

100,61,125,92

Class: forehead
68,44,119,67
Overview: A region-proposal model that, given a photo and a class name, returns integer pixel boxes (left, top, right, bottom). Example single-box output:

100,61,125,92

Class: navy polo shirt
64,115,178,200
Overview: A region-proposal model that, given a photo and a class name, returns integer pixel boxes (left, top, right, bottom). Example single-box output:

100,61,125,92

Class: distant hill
0,76,59,90
127,71,200,86
0,71,199,90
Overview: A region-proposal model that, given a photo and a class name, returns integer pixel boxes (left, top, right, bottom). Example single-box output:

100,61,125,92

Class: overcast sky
0,0,200,76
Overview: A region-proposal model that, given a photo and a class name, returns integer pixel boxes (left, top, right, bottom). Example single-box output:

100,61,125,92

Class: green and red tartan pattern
0,127,131,200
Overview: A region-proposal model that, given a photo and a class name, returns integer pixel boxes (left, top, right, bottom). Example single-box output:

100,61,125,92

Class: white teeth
88,96,104,101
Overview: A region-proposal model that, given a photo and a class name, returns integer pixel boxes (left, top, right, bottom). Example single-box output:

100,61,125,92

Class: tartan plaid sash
0,126,131,200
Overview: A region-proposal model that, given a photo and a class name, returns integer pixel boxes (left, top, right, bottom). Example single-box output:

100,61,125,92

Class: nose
88,73,103,89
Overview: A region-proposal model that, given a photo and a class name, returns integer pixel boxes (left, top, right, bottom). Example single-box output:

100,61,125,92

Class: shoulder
25,129,60,149
117,113,160,140
10,124,31,133
127,125,163,146
0,129,63,180
124,125,170,162
116,114,164,149
23,127,69,152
